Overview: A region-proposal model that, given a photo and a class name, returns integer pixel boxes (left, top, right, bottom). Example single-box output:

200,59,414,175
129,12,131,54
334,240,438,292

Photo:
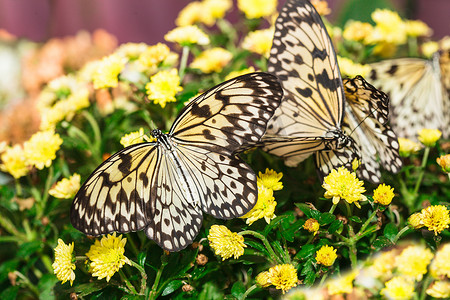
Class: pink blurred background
0,0,449,45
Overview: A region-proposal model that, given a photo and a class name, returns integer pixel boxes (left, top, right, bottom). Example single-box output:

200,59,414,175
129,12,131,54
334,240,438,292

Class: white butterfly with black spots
71,72,283,251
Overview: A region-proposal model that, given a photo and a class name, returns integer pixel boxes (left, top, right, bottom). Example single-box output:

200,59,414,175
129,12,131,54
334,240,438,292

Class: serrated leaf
372,236,393,250
328,220,343,234
263,215,291,235
244,240,268,254
383,223,398,242
300,259,314,276
71,282,108,297
294,203,312,218
162,280,184,296
304,270,317,286
319,213,336,225
349,216,362,223
295,244,315,260
231,281,245,299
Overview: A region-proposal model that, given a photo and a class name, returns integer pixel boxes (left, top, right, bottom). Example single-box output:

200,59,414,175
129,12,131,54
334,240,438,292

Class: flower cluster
409,205,450,235
256,264,298,294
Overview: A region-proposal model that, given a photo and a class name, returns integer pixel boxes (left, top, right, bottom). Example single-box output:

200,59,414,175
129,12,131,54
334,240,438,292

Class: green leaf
295,203,312,218
304,269,317,286
38,273,58,300
372,236,393,250
328,220,343,234
71,282,108,297
300,259,314,277
263,214,291,235
319,213,336,225
161,280,184,296
244,240,268,254
383,223,398,242
0,260,19,284
231,281,246,299
295,244,315,260
138,251,147,267
17,241,42,258
0,286,19,300
349,216,362,223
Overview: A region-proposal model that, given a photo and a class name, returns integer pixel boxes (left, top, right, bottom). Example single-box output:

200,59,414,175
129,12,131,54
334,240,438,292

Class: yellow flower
267,264,298,294
430,243,450,278
408,212,424,229
327,270,358,295
49,174,81,199
343,21,373,43
165,25,210,46
373,183,394,206
24,130,63,170
120,128,155,148
437,154,450,173
115,43,148,61
337,56,372,78
225,66,256,81
175,0,231,27
138,43,172,71
426,281,450,299
422,41,439,58
208,225,246,260
398,138,421,157
257,168,283,191
322,166,367,208
242,183,276,225
370,249,397,279
52,239,76,285
237,0,277,19
86,233,131,282
405,20,432,37
145,69,183,108
0,145,29,178
395,245,434,281
303,218,320,234
255,271,271,287
421,205,450,235
310,0,331,16
190,47,232,73
242,28,274,58
92,54,125,89
315,245,337,267
380,277,415,300
203,0,232,20
368,9,407,45
418,128,442,147
373,42,398,58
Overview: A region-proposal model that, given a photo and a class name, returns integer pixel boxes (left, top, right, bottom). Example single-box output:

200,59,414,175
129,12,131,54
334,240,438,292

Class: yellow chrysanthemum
398,138,421,157
225,66,256,81
242,183,276,225
327,270,358,295
315,245,337,267
372,41,398,58
120,128,155,148
52,239,76,285
203,0,232,20
0,145,29,178
257,168,283,191
417,128,442,147
267,264,298,294
430,243,450,278
395,245,434,281
343,21,373,43
165,25,210,46
337,56,372,77
405,20,432,37
145,69,183,108
437,154,450,173
408,212,424,229
242,28,274,58
322,166,366,208
373,183,394,206
303,218,320,235
208,225,246,260
175,0,231,27
255,271,271,287
115,42,148,61
426,281,450,299
92,54,125,89
190,47,232,73
310,0,331,16
421,205,450,235
422,41,439,58
23,130,63,170
86,233,131,282
370,249,397,279
138,43,172,71
368,9,407,45
380,277,415,300
49,174,81,199
237,0,277,19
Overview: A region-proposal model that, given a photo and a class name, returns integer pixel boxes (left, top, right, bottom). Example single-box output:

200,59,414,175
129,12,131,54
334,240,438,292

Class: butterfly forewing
71,72,283,251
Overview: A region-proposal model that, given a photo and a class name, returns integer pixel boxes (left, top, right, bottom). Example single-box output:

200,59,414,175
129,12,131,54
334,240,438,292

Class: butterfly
71,72,283,252
261,0,401,183
369,49,450,140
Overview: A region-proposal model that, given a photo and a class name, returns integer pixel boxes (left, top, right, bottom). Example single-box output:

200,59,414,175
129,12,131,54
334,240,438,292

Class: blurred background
0,0,449,44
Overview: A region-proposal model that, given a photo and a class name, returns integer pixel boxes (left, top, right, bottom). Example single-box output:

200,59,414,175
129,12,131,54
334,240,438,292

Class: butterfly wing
439,50,450,137
369,57,446,139
263,0,346,165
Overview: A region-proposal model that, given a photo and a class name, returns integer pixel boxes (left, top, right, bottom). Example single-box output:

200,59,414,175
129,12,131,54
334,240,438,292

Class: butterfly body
71,72,283,251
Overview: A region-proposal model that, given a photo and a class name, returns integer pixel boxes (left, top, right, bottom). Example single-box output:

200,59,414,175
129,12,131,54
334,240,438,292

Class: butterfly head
151,129,163,139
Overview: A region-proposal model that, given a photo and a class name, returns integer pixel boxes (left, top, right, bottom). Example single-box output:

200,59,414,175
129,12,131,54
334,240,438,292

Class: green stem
240,284,258,300
419,273,433,300
119,269,138,295
412,147,430,203
358,207,378,235
179,46,190,81
348,241,358,269
15,271,40,296
318,273,328,286
0,214,27,241
36,165,54,219
82,111,102,163
392,226,411,244
239,230,282,264
149,254,169,300
130,260,148,295
40,254,54,274
329,204,337,214
15,179,22,197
